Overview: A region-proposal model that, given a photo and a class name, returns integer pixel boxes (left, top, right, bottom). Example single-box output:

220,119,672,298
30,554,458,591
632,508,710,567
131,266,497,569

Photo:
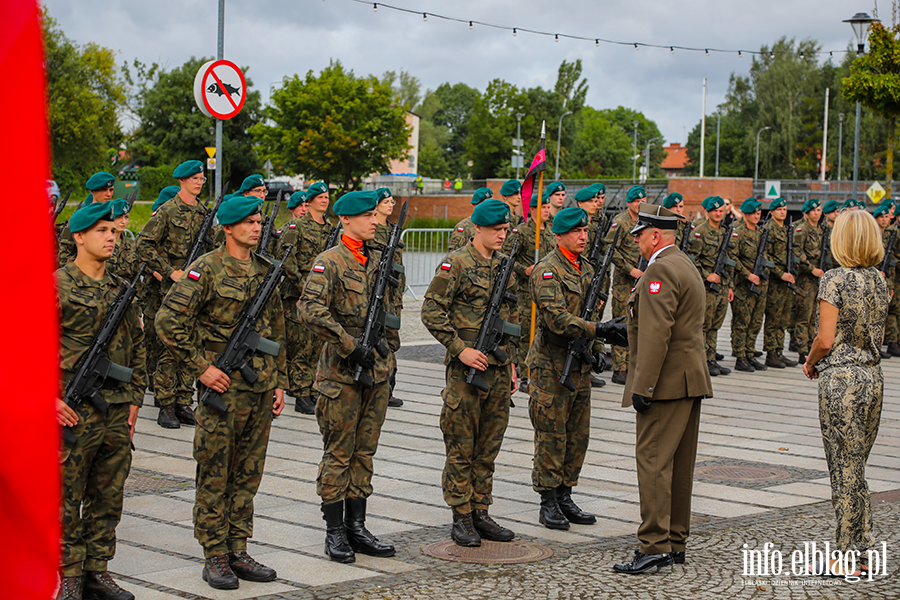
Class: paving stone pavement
112,305,900,599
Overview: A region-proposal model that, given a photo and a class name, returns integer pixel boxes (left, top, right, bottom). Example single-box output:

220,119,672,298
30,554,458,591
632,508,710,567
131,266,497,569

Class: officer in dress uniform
449,187,493,252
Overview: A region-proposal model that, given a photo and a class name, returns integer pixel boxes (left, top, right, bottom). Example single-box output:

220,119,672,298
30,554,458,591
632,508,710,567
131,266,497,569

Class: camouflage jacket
766,220,791,279
687,220,735,289
108,234,140,283
606,211,640,280
501,215,526,258
582,212,605,265
793,219,820,278
57,222,76,268
886,223,900,283
56,263,146,406
421,242,519,366
155,246,288,392
513,215,556,281
137,195,210,287
279,213,334,301
297,241,397,390
449,216,475,252
526,248,601,371
733,221,767,281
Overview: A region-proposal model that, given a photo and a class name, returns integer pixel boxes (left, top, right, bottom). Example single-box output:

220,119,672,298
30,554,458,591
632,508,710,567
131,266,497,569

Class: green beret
306,182,328,200
238,174,265,194
857,198,867,209
287,191,307,209
152,186,180,212
333,190,378,216
893,203,900,217
530,193,540,208
111,199,130,218
768,197,787,210
70,201,116,233
801,198,821,213
545,181,566,196
662,193,683,209
85,172,115,191
626,186,646,203
740,198,762,214
821,200,840,214
471,187,493,205
472,199,510,226
702,196,725,211
841,198,859,209
587,182,606,195
217,195,263,226
374,187,393,203
172,160,203,179
500,179,521,196
873,203,892,217
551,207,590,234
574,188,596,203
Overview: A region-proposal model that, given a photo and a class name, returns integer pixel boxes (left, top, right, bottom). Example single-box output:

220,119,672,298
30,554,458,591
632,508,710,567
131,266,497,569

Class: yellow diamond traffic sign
867,181,885,204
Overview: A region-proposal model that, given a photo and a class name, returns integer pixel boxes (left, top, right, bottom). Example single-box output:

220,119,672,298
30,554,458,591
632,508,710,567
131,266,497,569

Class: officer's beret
630,203,682,235
551,207,590,234
375,187,393,203
85,172,115,191
801,198,821,213
500,179,521,196
472,199,511,226
172,160,203,179
588,182,606,195
873,203,892,218
822,199,840,214
111,198,130,218
333,190,378,216
626,186,646,203
152,186,180,212
471,187,493,205
287,191,307,209
574,188,597,203
545,181,566,196
218,195,263,225
740,198,763,214
768,197,787,210
238,174,266,194
70,201,116,233
530,192,540,208
702,196,725,211
662,193,683,209
306,182,329,200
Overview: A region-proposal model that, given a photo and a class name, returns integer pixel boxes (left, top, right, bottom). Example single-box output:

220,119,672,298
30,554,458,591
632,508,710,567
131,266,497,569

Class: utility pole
632,121,639,182
215,0,224,199
700,77,707,178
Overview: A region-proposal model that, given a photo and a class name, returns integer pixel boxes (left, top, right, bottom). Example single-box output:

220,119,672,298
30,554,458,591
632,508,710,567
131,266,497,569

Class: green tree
568,107,633,178
416,90,451,178
381,69,421,111
43,7,126,192
252,61,410,191
430,83,481,177
465,79,531,179
601,107,665,179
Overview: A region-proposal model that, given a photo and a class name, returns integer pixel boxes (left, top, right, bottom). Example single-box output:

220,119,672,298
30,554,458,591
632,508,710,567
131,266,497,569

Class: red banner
520,145,546,220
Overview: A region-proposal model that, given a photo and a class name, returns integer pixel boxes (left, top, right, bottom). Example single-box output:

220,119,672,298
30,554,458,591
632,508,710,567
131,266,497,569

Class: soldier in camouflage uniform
763,197,799,368
422,199,520,547
156,196,286,590
374,187,405,408
56,202,145,600
573,187,610,387
298,190,400,564
278,181,333,413
545,181,566,224
793,198,825,364
138,160,211,428
883,203,900,356
449,187,493,252
688,196,734,377
58,172,117,267
604,185,647,384
526,207,627,531
730,199,770,372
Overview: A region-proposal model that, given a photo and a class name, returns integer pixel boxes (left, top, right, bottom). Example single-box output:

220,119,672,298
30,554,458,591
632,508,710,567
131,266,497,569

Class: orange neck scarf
342,235,367,265
559,247,581,273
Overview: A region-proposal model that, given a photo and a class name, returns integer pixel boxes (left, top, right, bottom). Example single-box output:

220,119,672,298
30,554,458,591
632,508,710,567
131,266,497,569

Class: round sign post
193,60,246,120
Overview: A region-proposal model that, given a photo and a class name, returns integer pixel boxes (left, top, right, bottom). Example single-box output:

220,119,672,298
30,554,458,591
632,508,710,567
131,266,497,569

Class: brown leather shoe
202,554,239,590
765,352,786,369
228,551,276,582
57,576,83,600
82,571,134,600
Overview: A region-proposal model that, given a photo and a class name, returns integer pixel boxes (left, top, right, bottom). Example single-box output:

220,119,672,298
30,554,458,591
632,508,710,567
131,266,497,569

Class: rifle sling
456,329,480,342
205,341,228,353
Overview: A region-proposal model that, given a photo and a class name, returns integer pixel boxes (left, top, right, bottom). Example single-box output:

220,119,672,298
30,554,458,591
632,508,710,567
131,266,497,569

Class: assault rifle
785,217,798,292
61,264,145,445
325,222,342,250
818,221,832,272
352,201,409,388
258,191,281,258
53,187,73,222
560,228,620,392
586,213,615,266
182,190,226,270
125,189,138,212
881,226,897,274
708,213,736,294
199,246,294,413
679,212,694,252
466,235,521,392
749,214,773,295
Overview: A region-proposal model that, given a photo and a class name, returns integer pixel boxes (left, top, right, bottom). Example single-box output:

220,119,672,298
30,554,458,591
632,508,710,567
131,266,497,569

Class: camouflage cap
551,207,590,234
500,179,521,196
546,181,566,196
152,186,180,212
768,197,787,210
740,198,763,214
472,198,510,226
470,187,494,205
801,198,821,213
702,196,725,211
287,191,307,209
172,160,203,179
821,199,840,214
85,172,115,191
574,187,597,203
626,185,646,203
306,182,329,200
662,193,683,209
217,195,263,225
70,200,116,233
333,190,378,216
237,174,265,194
374,187,393,203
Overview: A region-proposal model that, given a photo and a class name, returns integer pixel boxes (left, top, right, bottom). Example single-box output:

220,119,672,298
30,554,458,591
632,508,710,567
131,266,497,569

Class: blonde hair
831,209,884,268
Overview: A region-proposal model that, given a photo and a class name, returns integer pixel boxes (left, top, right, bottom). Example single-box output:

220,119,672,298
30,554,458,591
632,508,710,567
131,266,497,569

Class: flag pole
530,121,547,347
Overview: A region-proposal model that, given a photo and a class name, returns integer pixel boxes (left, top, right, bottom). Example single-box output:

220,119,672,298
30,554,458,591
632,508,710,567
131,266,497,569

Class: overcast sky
44,0,870,144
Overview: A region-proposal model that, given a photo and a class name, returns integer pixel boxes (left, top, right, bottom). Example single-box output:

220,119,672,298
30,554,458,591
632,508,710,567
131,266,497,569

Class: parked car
47,180,60,202
265,180,294,203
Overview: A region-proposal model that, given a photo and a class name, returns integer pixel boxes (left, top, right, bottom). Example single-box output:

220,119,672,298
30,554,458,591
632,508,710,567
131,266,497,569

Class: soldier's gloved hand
592,352,610,374
595,316,628,347
632,394,652,414
348,341,376,369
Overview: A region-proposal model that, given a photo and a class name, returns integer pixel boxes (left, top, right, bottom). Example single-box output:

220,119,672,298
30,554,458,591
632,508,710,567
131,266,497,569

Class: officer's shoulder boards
312,264,326,273
440,261,452,271
187,270,201,281
542,271,553,280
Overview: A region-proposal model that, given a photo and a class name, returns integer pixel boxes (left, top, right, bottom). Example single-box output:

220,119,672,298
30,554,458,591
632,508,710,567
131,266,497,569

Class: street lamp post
554,111,572,180
837,113,844,181
844,12,878,196
644,137,661,183
715,109,721,178
515,113,524,180
632,120,639,182
754,126,772,185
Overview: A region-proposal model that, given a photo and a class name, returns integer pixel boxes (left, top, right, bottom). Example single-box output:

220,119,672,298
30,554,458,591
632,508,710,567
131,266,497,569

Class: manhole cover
873,489,900,504
422,540,554,564
695,465,791,482
125,472,193,495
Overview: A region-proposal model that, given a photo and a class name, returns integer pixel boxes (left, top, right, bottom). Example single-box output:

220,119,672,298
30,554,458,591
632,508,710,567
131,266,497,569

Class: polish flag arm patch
187,270,201,281
440,262,452,271
312,264,325,273
288,223,297,229
456,227,465,232
694,232,702,237
611,222,618,228
732,232,739,237
648,281,662,294
542,272,553,279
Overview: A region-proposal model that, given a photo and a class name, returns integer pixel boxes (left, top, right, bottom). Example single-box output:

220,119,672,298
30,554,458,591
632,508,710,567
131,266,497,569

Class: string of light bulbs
348,0,849,58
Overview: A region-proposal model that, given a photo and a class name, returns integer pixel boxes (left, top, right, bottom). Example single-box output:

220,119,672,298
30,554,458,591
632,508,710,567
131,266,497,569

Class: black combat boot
451,509,482,547
734,357,754,372
707,360,721,376
295,395,316,414
322,501,355,562
888,342,900,357
556,485,596,525
57,576,83,600
748,356,767,371
611,370,627,385
711,361,731,375
538,489,570,530
765,352,786,368
589,375,606,388
798,353,808,365
228,551,276,582
202,554,239,590
157,404,180,428
777,350,797,367
344,498,395,557
83,570,135,600
472,508,515,541
174,404,195,425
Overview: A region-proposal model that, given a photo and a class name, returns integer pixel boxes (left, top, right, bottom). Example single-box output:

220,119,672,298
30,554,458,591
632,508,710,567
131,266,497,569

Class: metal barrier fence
400,228,453,299
751,180,890,209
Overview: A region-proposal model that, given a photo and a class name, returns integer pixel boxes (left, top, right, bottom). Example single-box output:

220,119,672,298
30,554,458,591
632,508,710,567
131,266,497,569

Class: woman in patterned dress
803,209,890,576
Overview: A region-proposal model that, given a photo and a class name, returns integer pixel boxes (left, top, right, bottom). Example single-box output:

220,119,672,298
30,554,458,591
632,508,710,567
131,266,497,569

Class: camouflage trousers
764,280,794,352
731,279,767,357
528,367,591,492
792,276,819,354
884,280,900,343
295,323,321,398
282,297,304,394
818,364,884,552
193,389,274,558
703,286,728,361
60,402,131,577
142,292,163,386
315,380,390,503
440,361,512,513
611,276,632,371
